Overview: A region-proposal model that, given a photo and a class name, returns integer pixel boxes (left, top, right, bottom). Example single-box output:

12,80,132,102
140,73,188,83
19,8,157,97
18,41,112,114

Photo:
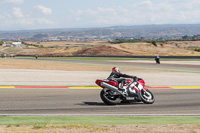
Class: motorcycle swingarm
103,88,121,95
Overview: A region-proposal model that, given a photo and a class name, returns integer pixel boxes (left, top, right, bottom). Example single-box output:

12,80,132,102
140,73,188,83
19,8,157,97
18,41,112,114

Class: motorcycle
95,77,155,105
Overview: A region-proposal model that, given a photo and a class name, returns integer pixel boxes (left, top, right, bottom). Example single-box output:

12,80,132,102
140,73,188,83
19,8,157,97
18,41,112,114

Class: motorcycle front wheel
140,89,155,104
100,89,121,105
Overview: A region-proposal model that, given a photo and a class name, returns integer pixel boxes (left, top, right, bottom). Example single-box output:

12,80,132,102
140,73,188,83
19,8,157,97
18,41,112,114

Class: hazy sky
0,0,200,30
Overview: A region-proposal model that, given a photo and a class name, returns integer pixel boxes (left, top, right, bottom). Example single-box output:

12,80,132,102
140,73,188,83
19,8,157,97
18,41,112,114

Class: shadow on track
83,102,143,106
83,102,106,106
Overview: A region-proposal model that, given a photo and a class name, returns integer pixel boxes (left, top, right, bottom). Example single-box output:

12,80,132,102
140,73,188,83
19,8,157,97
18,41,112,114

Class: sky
0,0,200,31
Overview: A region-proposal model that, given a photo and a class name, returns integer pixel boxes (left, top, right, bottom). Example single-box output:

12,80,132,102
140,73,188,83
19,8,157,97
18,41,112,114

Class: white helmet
112,67,120,73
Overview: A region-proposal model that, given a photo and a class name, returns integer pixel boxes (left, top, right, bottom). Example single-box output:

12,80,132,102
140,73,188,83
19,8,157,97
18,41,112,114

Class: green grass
17,56,200,61
15,56,200,74
0,116,200,125
39,59,200,74
18,56,140,61
42,57,200,61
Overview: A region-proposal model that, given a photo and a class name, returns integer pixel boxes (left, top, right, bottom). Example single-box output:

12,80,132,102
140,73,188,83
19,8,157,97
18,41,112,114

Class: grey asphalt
1,69,200,86
1,57,200,86
0,88,200,115
0,58,200,115
17,57,200,72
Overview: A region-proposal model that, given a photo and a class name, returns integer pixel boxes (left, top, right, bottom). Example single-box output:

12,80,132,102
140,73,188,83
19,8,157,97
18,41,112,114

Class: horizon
1,23,200,32
1,0,200,31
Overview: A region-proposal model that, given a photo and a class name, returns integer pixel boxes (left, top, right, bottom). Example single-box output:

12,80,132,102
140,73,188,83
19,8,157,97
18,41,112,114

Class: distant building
3,42,12,47
12,42,25,47
12,42,21,46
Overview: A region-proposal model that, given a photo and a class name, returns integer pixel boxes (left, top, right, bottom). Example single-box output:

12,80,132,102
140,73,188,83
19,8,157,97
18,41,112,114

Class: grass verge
0,116,200,125
15,57,200,73
18,56,200,61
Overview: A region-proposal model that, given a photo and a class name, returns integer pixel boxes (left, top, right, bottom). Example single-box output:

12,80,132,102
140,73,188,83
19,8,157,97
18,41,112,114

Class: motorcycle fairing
95,79,118,87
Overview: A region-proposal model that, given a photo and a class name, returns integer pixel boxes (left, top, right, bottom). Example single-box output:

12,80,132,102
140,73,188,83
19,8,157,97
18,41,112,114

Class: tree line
109,34,200,44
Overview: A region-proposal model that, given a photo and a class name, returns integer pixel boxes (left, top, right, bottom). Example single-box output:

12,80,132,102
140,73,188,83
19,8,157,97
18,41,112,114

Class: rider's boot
118,86,126,92
118,87,125,91
118,81,126,92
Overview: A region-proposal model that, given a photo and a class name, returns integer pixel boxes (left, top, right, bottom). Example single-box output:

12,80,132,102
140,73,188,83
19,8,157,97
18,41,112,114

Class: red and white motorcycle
96,78,155,105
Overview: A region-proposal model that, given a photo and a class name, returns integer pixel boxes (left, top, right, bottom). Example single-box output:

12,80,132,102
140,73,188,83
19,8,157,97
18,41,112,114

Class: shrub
194,48,200,52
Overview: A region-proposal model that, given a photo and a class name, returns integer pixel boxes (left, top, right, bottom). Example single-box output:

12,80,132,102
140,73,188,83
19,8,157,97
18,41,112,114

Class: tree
152,40,157,47
0,40,3,45
182,35,189,40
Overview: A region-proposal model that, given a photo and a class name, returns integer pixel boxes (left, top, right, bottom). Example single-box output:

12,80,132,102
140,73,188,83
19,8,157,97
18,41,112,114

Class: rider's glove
132,76,138,81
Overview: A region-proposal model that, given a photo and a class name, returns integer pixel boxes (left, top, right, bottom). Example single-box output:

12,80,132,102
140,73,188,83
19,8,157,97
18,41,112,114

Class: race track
17,57,200,72
0,88,200,115
0,58,200,116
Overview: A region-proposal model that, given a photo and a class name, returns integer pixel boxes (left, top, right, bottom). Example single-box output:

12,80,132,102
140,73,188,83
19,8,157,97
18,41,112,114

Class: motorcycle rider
107,67,137,91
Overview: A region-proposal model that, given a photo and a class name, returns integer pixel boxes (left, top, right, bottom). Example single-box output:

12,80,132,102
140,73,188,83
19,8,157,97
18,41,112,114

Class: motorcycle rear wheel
100,89,121,105
140,89,155,104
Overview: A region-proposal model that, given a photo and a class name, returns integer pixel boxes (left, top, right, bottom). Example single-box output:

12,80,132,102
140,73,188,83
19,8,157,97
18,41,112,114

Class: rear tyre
100,89,121,105
140,89,155,104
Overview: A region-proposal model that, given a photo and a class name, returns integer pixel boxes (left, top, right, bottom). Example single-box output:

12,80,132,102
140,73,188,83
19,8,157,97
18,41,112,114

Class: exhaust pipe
101,82,125,97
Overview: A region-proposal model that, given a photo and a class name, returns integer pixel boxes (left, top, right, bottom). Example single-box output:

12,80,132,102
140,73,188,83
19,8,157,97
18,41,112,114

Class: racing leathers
107,71,135,89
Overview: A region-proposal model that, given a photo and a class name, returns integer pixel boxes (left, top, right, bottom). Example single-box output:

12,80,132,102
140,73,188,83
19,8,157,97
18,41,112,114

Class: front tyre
100,89,121,105
140,89,155,104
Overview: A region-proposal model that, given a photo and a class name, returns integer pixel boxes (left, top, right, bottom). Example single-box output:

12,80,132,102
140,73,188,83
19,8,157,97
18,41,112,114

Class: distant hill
1,24,200,41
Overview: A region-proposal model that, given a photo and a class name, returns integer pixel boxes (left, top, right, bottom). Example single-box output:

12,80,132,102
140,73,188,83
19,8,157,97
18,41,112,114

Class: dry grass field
0,58,143,72
114,42,200,56
1,124,200,133
75,41,200,56
0,58,110,71
25,40,106,47
1,40,200,56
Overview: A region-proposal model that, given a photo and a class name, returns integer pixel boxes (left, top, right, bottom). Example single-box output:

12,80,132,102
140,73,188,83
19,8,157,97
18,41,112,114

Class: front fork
131,82,149,100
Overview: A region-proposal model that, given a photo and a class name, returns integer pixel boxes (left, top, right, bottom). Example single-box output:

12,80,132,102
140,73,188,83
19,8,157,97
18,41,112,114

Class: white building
12,42,25,47
3,42,12,47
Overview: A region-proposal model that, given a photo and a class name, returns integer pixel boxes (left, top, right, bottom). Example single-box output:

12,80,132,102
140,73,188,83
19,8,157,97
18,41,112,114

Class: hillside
73,41,200,56
1,40,200,57
74,45,132,56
